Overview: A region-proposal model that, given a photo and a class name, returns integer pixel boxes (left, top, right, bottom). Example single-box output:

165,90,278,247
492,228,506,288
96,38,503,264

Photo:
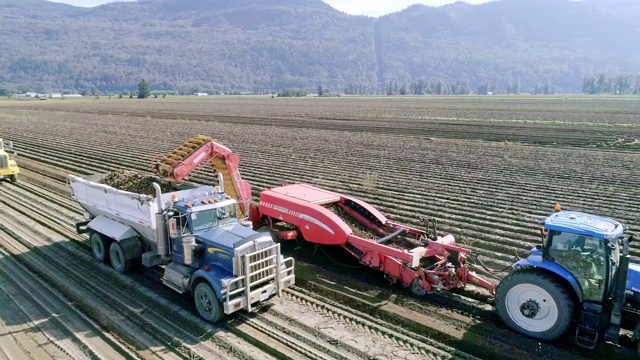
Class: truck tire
496,269,574,341
109,241,132,273
9,174,17,183
90,231,110,263
194,282,224,323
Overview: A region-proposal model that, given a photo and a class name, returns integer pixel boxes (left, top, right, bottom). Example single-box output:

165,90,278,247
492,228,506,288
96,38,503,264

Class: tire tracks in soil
9,155,636,359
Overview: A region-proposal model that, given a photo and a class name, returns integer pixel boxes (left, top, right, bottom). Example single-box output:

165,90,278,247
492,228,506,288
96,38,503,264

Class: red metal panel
269,184,341,204
257,190,351,245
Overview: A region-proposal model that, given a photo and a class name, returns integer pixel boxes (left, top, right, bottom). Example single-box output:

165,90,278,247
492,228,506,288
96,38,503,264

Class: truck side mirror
168,218,178,238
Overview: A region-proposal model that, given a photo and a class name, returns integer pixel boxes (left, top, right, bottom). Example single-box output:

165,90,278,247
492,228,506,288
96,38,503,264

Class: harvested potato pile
99,169,174,195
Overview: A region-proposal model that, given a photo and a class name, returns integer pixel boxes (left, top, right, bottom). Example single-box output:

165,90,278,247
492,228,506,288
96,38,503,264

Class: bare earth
0,95,638,360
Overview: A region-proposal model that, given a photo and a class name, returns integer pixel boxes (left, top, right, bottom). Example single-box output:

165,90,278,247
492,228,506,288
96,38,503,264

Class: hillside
1,0,639,94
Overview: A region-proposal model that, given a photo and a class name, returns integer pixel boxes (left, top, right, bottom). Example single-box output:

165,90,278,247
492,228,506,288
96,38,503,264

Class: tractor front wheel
496,269,574,341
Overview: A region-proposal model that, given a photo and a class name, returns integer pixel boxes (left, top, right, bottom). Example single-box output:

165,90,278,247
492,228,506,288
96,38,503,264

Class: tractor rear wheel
9,174,17,183
496,269,574,341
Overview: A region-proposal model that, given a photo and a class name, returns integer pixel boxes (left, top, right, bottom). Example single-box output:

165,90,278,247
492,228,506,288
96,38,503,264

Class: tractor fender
189,267,225,300
514,254,583,303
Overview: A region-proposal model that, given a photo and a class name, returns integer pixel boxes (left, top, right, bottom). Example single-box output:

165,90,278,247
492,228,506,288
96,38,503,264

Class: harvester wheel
90,231,110,263
109,241,132,273
496,269,574,341
410,277,427,296
9,174,17,183
194,282,224,323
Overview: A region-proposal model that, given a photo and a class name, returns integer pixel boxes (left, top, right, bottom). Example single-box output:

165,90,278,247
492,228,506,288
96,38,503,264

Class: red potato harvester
249,183,496,296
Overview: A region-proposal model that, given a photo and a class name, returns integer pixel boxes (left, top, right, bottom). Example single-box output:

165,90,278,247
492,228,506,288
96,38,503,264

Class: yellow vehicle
0,138,19,183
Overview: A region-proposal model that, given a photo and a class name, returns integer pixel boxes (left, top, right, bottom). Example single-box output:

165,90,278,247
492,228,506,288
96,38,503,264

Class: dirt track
0,96,638,359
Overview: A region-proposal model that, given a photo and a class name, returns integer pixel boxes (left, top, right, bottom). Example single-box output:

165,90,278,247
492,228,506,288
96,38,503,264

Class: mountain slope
1,0,639,94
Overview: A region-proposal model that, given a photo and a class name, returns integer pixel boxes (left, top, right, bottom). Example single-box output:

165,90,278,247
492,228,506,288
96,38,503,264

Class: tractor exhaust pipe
153,182,171,261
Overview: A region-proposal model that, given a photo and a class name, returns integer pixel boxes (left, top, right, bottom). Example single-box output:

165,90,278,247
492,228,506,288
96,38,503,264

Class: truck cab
156,187,295,322
0,138,19,183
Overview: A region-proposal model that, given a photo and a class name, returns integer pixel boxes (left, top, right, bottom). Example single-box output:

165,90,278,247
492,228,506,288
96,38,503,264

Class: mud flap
75,220,90,234
118,237,143,261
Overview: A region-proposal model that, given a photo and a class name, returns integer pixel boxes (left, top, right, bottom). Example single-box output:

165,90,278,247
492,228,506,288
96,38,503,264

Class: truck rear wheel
194,282,224,323
496,269,574,341
90,231,110,263
109,241,132,273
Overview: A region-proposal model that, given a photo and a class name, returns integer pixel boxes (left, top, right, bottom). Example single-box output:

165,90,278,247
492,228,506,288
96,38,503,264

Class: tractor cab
539,206,631,347
541,209,624,303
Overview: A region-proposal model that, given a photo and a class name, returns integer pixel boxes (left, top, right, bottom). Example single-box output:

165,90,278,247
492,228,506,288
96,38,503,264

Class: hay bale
99,169,174,196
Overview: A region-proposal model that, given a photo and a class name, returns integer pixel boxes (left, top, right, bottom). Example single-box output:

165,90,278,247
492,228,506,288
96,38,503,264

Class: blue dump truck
495,206,639,353
68,173,295,323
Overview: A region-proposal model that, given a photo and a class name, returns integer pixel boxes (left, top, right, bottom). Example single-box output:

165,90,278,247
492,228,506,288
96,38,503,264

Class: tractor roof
544,210,624,240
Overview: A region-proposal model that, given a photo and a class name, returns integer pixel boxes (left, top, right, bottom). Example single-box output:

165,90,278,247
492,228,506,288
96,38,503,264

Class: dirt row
3,116,639,263
1,99,639,359
4,148,636,360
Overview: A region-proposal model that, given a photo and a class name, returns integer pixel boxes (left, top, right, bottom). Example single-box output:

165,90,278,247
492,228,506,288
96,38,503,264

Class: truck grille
0,155,7,169
246,249,275,286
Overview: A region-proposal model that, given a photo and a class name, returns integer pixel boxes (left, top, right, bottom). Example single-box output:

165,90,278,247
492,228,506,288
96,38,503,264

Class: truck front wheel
90,231,110,263
194,282,224,323
496,269,574,341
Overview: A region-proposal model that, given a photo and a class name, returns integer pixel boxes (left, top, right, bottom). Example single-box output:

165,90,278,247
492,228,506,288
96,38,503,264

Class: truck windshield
190,204,237,232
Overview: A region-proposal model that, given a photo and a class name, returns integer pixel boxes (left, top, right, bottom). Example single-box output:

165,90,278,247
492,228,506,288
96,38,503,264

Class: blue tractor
495,205,640,353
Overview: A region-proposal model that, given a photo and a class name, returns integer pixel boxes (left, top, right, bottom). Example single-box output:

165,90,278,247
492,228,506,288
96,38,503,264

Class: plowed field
0,95,638,360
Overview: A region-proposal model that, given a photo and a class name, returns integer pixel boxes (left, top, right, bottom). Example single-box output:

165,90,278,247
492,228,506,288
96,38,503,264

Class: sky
46,0,495,16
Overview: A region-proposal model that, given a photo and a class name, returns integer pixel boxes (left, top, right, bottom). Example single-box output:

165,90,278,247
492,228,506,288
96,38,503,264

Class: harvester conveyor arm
153,135,252,216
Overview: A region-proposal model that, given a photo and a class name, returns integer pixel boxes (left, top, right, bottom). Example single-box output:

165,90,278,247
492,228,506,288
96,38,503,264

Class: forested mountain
1,0,639,94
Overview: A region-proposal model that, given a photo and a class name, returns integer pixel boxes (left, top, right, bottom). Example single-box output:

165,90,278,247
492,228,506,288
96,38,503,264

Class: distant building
194,92,208,96
51,93,62,98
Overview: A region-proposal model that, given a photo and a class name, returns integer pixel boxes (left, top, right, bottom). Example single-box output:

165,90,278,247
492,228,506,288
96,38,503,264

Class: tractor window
547,231,608,302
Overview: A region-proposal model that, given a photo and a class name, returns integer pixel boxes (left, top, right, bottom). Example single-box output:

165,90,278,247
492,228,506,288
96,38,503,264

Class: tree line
582,74,640,95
